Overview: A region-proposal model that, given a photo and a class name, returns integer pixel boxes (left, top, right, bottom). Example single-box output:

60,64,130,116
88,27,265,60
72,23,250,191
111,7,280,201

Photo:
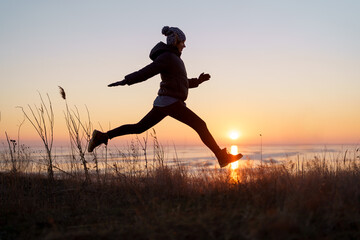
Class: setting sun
229,131,240,140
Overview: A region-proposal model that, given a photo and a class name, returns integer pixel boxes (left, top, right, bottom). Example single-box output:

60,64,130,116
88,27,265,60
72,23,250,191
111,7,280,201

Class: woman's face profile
176,41,186,53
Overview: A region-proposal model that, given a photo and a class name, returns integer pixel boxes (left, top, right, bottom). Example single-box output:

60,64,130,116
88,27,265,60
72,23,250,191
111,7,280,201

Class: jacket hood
149,42,181,61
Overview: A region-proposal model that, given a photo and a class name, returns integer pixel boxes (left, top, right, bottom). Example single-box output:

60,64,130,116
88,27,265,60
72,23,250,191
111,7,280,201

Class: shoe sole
88,130,99,152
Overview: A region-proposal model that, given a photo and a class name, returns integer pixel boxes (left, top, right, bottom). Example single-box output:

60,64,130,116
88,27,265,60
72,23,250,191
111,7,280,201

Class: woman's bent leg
107,107,166,139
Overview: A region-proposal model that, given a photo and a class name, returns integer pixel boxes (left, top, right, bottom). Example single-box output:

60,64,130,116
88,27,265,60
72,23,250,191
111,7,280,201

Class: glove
198,72,211,84
108,79,128,87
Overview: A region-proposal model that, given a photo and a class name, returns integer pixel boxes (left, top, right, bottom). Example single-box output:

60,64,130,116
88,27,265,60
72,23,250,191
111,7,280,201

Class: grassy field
1,146,360,240
2,86,359,239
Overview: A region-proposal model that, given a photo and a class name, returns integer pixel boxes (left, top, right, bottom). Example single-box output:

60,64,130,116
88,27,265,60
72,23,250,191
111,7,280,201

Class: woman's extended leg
107,106,167,139
166,102,242,167
88,107,166,152
166,102,222,155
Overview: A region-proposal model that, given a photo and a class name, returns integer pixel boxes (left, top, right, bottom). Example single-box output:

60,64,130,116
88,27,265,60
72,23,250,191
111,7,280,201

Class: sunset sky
1,0,360,147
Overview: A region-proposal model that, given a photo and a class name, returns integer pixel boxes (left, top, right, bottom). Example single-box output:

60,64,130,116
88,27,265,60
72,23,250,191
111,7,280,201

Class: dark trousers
107,101,221,155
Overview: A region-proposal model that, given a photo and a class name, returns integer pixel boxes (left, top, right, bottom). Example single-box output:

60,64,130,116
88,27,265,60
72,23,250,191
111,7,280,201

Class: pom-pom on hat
162,26,186,45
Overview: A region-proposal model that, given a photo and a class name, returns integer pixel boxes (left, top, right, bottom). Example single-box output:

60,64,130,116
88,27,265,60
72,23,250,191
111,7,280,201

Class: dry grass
1,146,360,240
3,92,359,239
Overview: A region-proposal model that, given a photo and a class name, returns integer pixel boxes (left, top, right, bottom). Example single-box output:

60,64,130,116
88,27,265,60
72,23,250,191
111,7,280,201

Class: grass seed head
59,86,66,100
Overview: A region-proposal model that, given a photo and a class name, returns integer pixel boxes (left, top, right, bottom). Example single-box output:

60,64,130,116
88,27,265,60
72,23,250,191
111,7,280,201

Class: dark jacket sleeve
188,78,200,88
125,54,167,85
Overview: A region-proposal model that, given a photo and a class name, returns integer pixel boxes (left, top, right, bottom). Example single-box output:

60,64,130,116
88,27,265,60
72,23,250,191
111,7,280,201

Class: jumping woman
88,26,243,168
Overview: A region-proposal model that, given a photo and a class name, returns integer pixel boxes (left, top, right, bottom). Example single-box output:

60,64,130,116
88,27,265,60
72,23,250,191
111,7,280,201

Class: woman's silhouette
88,26,242,167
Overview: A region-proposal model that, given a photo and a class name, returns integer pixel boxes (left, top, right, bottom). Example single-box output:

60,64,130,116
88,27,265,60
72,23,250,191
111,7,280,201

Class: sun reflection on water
229,145,241,182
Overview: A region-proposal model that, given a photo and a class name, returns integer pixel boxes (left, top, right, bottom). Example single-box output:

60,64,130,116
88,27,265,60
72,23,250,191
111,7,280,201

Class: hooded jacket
124,42,201,101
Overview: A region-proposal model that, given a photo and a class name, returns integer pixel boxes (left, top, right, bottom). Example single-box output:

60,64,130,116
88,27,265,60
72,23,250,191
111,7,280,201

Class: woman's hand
108,79,128,87
198,72,211,84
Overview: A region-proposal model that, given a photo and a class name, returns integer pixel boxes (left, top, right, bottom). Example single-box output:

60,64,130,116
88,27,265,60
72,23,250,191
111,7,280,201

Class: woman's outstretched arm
108,54,168,87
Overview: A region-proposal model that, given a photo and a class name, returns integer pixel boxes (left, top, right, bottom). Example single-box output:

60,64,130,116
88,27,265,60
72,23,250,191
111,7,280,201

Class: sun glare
230,145,238,155
230,161,239,170
230,145,239,170
229,131,240,140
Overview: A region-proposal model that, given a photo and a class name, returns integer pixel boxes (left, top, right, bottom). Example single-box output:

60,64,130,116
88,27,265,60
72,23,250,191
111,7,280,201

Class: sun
229,131,240,140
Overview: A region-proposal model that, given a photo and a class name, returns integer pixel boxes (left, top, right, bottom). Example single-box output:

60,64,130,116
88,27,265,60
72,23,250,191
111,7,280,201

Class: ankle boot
216,148,243,168
88,130,108,152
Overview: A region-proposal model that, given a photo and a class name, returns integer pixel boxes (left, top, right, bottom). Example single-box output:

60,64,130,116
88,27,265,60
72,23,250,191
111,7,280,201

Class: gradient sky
1,0,360,147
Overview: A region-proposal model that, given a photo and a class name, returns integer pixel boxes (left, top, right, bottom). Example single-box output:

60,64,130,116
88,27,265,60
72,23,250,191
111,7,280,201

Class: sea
1,142,359,174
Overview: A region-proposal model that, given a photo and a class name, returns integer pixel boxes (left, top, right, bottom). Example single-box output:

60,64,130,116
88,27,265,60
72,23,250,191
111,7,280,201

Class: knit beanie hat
162,26,186,45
